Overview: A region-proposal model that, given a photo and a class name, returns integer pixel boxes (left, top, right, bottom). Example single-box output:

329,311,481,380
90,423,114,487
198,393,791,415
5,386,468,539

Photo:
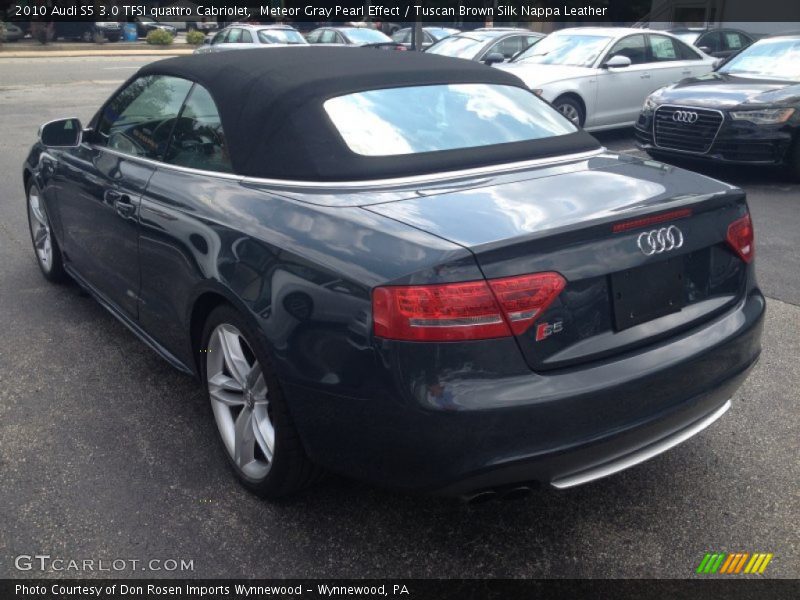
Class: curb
0,48,195,58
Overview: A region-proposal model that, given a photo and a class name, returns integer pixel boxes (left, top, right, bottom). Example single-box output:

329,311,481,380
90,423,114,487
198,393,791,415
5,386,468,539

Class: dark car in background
425,28,544,64
668,27,754,58
636,33,800,176
391,26,459,49
1,20,24,42
134,17,177,39
25,48,763,499
55,21,122,42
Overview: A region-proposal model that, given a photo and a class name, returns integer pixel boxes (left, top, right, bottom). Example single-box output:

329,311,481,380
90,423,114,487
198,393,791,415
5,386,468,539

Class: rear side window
165,85,232,173
96,75,193,160
323,84,576,157
648,34,680,61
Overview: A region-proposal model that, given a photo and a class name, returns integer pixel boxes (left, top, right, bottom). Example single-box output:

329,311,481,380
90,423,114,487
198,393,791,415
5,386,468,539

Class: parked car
636,33,800,176
425,28,543,63
134,17,177,39
668,27,754,58
306,26,403,50
391,26,459,49
195,24,307,54
25,48,763,499
497,27,715,129
55,21,122,43
1,21,24,42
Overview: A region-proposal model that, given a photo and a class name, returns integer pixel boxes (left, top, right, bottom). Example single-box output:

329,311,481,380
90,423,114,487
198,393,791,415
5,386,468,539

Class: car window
165,85,232,173
307,30,321,43
211,30,227,45
648,35,681,62
226,28,242,44
96,75,193,160
240,29,252,43
491,36,525,59
608,34,647,65
258,29,306,44
724,32,748,51
320,30,337,44
324,83,576,156
698,31,722,52
426,34,488,59
673,38,702,59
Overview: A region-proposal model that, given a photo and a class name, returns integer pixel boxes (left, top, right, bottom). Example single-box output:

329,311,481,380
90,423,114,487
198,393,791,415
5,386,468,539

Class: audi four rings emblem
637,226,684,256
672,110,699,123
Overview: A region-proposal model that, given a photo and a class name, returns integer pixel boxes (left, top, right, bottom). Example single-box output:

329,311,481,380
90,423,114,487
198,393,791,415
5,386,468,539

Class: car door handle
640,73,651,79
104,190,136,218
682,70,692,75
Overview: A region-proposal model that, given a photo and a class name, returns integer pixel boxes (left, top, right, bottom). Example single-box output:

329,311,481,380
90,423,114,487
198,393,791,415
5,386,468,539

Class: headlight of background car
730,108,795,125
642,96,658,113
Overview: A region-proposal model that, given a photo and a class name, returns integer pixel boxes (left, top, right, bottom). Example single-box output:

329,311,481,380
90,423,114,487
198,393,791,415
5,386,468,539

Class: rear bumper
284,290,765,495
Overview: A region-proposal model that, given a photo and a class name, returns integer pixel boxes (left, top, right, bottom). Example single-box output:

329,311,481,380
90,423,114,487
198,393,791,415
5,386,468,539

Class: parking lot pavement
0,58,798,579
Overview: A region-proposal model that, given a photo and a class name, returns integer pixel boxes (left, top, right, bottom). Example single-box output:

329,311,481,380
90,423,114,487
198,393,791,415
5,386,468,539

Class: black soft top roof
136,47,599,181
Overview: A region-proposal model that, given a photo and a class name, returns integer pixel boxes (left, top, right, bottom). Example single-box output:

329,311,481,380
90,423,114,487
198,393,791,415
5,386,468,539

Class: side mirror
602,55,632,69
39,118,83,148
203,37,211,44
712,58,723,70
698,46,712,54
483,52,505,65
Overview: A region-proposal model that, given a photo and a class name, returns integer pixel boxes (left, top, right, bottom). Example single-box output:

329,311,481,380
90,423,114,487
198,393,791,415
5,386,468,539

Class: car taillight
726,213,754,263
372,272,565,341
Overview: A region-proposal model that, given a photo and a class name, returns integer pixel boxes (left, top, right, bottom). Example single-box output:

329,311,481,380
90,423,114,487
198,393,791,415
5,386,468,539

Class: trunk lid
365,154,749,370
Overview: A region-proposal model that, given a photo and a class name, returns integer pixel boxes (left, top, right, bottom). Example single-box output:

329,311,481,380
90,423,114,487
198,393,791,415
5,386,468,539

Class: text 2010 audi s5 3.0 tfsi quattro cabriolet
24,48,764,499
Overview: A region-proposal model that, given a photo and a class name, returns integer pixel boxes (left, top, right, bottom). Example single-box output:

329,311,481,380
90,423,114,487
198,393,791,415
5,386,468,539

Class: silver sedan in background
195,24,307,54
497,27,716,129
425,28,544,64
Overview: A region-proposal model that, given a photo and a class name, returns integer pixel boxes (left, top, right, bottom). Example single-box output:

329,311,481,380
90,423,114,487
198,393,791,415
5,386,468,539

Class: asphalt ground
0,57,798,580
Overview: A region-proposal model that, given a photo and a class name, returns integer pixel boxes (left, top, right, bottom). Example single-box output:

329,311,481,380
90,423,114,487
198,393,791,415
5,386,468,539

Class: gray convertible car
25,49,763,499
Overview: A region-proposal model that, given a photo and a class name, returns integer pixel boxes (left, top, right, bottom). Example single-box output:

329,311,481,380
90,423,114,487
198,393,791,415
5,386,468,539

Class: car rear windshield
323,83,576,156
719,37,800,80
343,28,391,44
257,29,306,45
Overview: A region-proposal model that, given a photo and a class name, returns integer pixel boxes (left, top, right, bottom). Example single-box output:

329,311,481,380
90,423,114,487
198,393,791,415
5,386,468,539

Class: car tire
26,182,67,283
201,304,322,498
553,95,585,127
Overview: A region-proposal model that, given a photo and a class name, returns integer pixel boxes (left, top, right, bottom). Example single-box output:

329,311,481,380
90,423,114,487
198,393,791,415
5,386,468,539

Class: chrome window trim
90,144,606,189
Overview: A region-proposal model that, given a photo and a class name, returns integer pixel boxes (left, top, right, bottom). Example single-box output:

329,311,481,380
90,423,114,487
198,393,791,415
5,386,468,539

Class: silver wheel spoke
218,326,252,387
252,405,274,462
208,373,245,406
233,407,256,468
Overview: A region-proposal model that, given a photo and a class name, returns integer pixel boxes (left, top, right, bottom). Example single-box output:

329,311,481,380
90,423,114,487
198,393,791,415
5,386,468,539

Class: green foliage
146,29,174,46
186,29,206,46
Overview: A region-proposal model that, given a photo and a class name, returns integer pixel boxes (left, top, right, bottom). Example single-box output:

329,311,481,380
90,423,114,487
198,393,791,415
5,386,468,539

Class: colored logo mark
696,552,773,574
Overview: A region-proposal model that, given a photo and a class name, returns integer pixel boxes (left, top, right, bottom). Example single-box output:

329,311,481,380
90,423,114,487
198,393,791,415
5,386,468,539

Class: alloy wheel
28,188,53,272
558,103,581,125
206,323,275,480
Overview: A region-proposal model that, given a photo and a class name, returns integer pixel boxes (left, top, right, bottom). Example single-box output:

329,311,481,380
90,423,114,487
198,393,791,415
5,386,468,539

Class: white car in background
195,24,307,54
497,27,716,130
